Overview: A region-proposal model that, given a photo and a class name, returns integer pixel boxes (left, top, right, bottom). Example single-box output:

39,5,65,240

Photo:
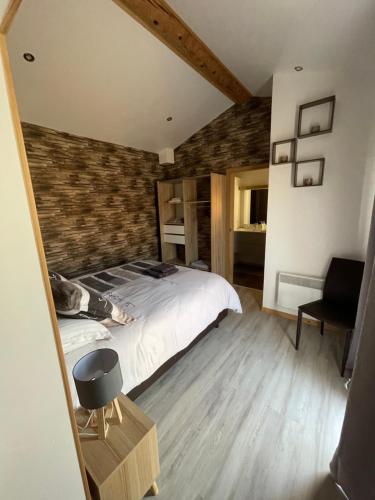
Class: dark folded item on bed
145,263,178,278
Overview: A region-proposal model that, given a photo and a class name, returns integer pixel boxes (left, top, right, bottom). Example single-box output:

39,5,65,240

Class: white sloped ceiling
7,0,232,152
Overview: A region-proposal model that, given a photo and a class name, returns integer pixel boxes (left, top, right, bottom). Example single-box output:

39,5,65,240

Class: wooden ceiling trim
113,0,252,104
0,0,22,33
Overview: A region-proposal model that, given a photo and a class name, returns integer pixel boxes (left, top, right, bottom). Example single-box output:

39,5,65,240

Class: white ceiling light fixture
158,148,175,165
23,52,35,62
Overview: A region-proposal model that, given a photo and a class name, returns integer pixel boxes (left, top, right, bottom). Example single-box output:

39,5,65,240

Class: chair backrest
323,257,364,307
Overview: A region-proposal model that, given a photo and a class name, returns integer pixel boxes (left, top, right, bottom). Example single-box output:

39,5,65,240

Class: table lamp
73,348,123,440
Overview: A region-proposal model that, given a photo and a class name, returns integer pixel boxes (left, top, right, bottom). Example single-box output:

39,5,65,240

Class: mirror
240,186,268,228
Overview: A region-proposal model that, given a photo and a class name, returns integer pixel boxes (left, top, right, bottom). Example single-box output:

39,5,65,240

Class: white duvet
64,266,242,407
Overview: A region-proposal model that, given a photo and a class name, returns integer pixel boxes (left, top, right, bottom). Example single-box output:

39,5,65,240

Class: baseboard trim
261,306,320,327
261,307,339,332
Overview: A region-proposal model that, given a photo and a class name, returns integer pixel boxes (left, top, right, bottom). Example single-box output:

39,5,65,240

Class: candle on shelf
278,154,288,163
310,124,321,133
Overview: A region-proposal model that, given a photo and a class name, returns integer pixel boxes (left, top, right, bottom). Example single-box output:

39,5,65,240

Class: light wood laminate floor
137,286,348,500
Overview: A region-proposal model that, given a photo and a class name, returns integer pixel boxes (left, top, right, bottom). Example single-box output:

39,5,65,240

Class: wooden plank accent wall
164,97,272,178
21,99,270,278
22,123,162,277
164,97,271,263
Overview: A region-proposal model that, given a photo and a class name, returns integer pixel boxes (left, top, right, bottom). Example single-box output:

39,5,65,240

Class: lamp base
78,398,123,440
96,407,108,440
107,397,123,425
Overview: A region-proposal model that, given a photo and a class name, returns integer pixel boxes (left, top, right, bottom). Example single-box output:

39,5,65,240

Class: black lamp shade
73,349,123,410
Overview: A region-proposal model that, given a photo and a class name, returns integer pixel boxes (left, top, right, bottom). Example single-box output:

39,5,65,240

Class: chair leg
320,321,324,336
296,308,303,350
341,329,353,377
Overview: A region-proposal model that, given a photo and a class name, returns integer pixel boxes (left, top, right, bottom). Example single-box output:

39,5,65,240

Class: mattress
64,261,242,407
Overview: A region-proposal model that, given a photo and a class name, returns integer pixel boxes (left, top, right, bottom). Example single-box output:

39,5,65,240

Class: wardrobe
157,173,226,277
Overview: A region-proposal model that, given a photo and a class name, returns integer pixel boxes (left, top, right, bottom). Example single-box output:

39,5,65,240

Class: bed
63,260,242,407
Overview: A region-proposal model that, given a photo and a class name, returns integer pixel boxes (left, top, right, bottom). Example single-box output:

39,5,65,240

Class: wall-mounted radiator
277,272,324,312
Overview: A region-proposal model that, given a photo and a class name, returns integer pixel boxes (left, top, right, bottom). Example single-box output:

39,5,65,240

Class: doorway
227,166,269,294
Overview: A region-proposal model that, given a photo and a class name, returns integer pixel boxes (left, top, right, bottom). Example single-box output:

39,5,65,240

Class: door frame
226,164,269,284
1,2,90,497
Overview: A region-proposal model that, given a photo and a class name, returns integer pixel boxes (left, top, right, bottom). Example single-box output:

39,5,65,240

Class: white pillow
58,318,112,354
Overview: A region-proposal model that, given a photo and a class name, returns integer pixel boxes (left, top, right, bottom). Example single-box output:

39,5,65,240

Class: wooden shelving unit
184,200,210,204
157,173,226,277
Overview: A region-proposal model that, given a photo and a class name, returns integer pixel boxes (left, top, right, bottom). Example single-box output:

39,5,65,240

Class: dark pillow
49,271,133,325
49,270,66,282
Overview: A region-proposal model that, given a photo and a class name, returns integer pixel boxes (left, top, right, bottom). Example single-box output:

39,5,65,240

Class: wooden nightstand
76,394,160,500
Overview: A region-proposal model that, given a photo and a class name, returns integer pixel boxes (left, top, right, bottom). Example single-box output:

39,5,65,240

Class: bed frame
127,309,228,401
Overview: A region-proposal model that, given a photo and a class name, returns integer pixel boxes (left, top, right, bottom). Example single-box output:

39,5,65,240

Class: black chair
295,257,364,376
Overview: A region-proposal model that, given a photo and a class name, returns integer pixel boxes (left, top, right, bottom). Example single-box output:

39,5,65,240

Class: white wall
0,37,85,500
264,70,375,312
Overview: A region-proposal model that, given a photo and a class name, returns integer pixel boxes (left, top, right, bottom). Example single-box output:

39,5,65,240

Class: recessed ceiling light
23,52,35,62
294,66,303,72
166,116,173,122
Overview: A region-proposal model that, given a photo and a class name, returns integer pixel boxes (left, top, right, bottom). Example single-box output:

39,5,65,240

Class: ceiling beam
0,0,22,34
113,0,252,104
